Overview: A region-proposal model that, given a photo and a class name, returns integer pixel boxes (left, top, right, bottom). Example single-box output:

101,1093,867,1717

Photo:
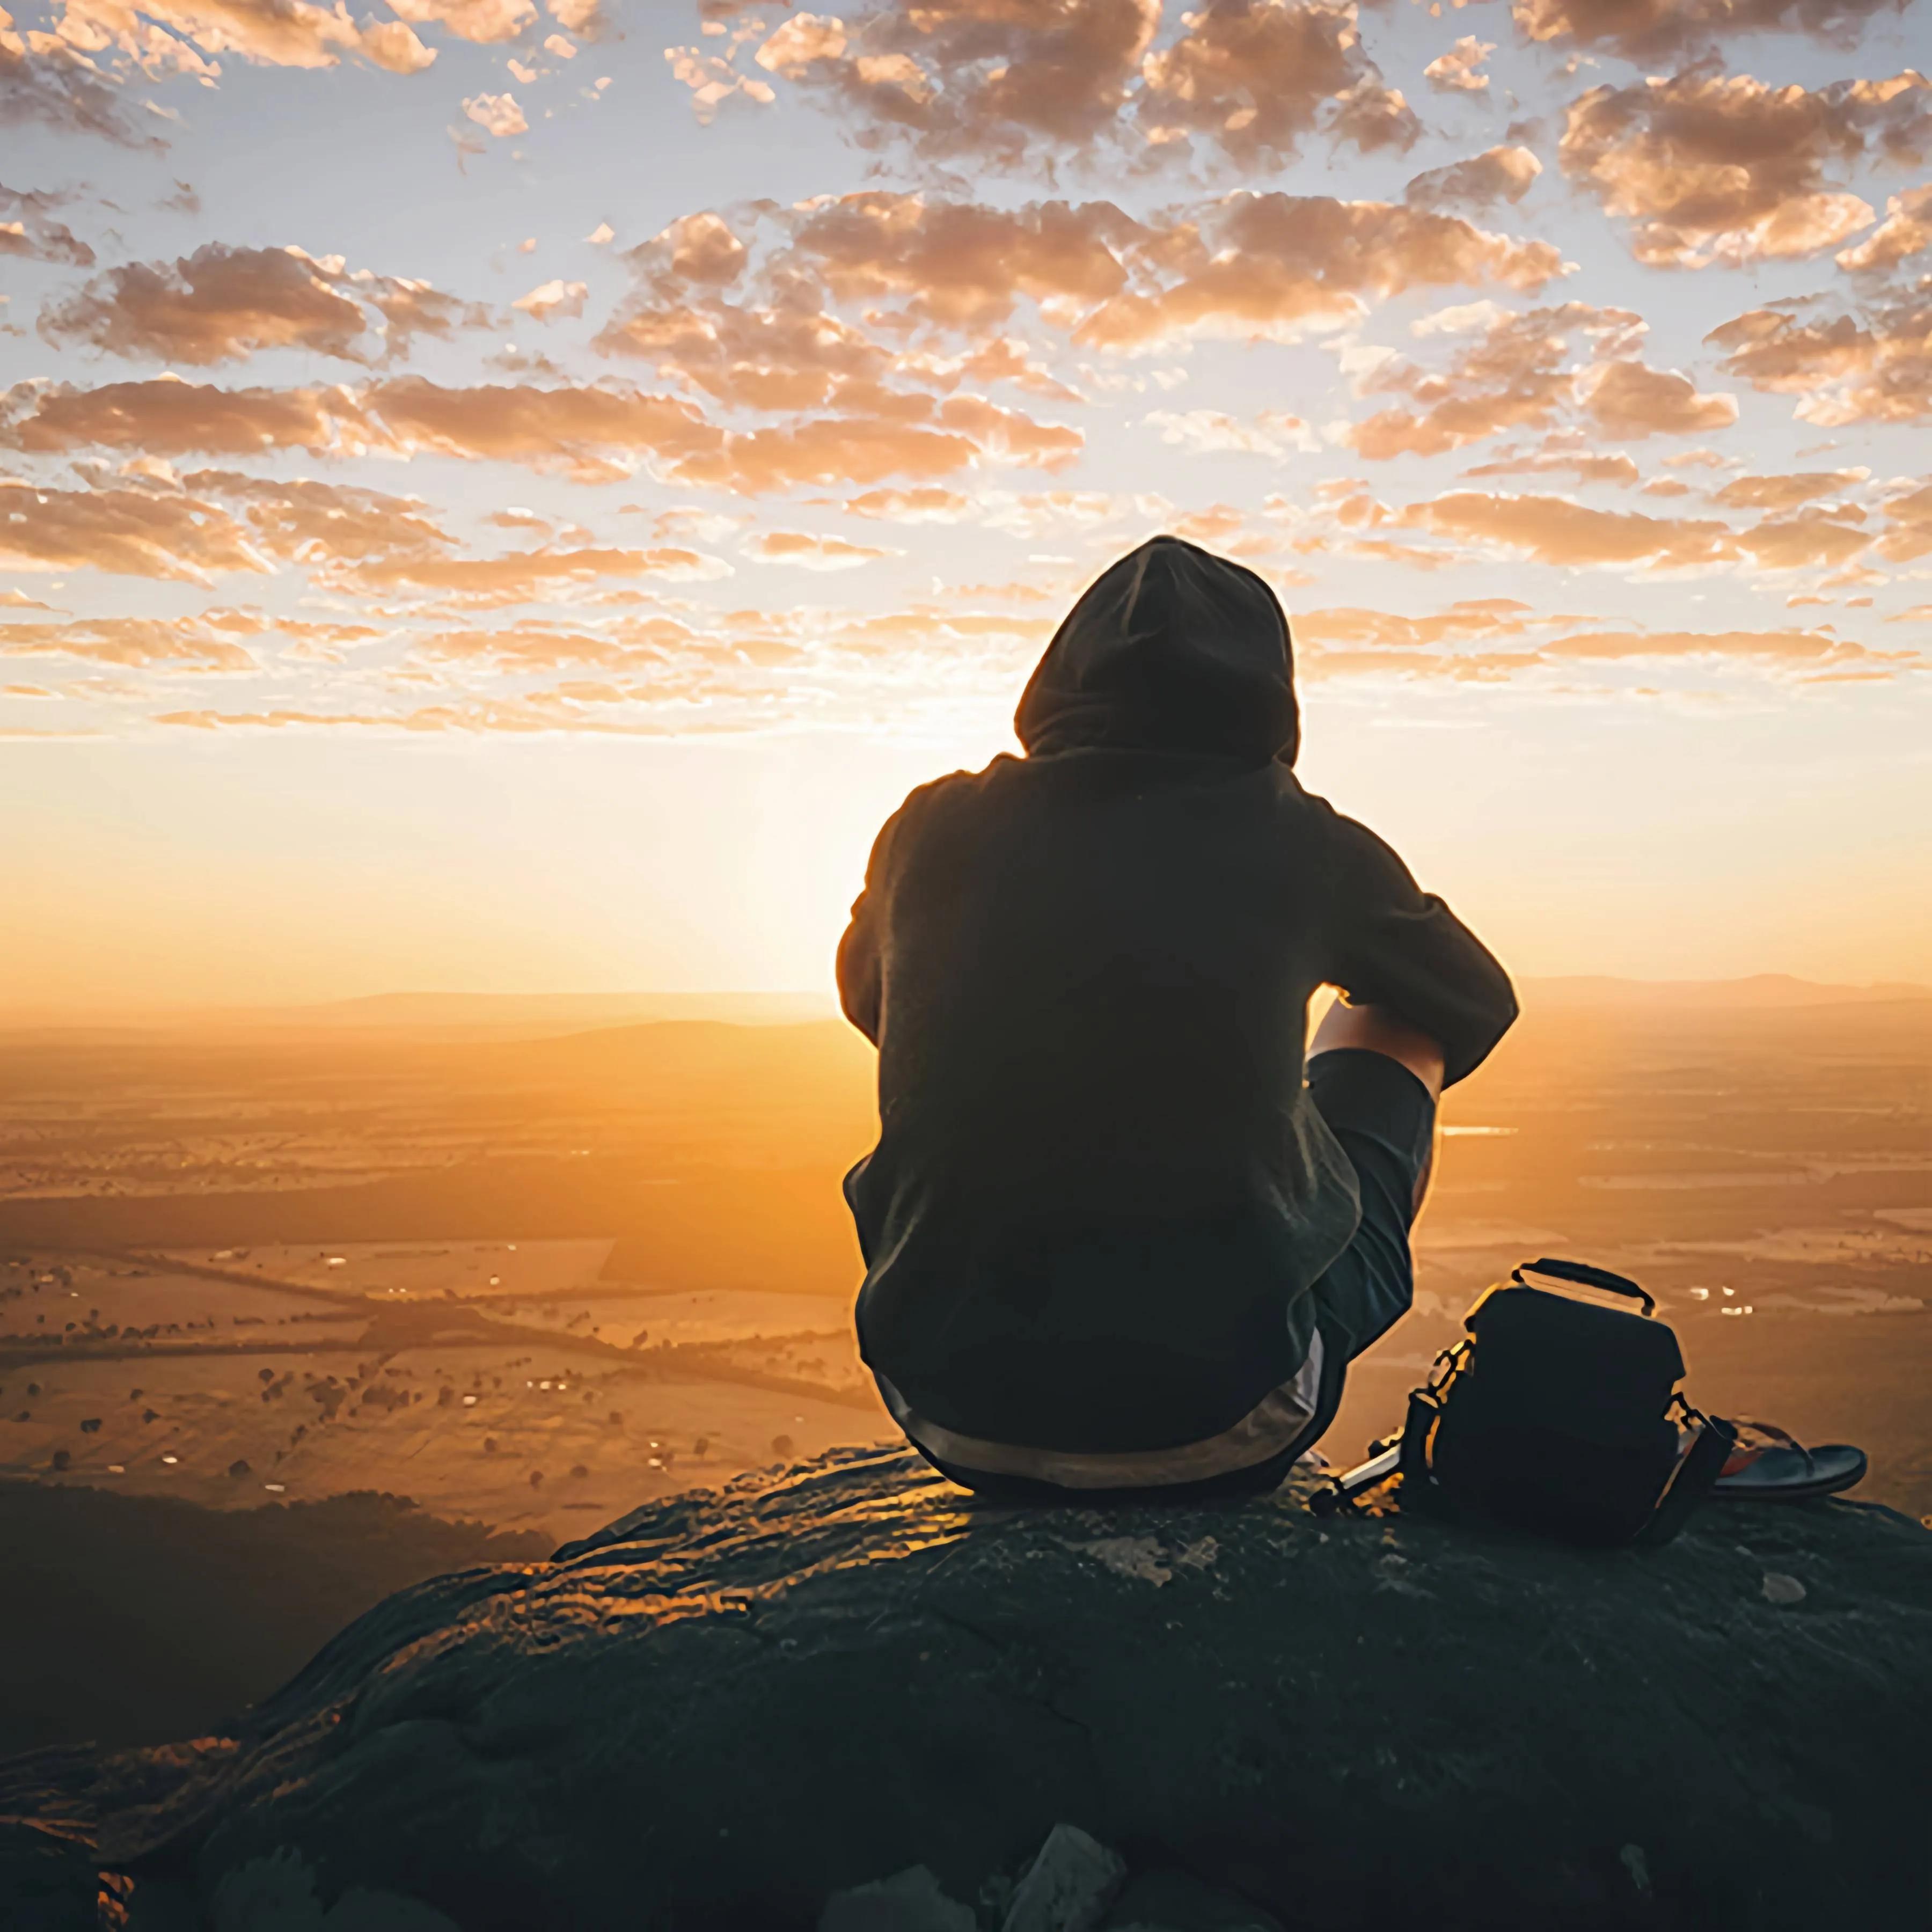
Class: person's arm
1321,811,1518,1086
836,791,925,1046
836,882,882,1046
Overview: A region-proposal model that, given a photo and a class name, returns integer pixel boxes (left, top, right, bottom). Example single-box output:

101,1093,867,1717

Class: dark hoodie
837,536,1516,1454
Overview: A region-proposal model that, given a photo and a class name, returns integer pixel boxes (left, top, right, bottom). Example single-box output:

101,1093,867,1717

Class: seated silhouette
836,536,1517,1500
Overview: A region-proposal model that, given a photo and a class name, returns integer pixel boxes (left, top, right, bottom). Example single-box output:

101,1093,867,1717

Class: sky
2,0,1930,1011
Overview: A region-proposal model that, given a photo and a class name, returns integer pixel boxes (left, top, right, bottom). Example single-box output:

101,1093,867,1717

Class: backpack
1395,1258,1735,1548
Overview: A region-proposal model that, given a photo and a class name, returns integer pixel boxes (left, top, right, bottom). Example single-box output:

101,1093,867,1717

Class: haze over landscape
2,0,1930,1787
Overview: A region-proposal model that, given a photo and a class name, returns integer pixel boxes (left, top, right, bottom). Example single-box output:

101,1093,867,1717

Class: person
835,534,1518,1502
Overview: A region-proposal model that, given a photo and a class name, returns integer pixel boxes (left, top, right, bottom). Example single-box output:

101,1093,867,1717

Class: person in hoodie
836,535,1518,1498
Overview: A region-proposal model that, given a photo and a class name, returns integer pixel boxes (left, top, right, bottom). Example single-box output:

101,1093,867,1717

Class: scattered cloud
1709,289,1932,425
1836,185,1932,272
0,476,265,582
1404,145,1542,215
744,530,895,570
37,243,493,367
463,91,526,137
0,609,262,670
0,27,165,148
1423,36,1494,95
1511,0,1904,60
728,0,1419,169
0,182,95,265
513,278,589,321
1579,359,1737,440
1560,70,1932,267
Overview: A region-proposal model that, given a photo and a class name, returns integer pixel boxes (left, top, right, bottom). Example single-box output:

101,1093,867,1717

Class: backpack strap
1635,1408,1736,1548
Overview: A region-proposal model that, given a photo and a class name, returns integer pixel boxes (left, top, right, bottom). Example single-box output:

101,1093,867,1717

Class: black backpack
1396,1258,1735,1548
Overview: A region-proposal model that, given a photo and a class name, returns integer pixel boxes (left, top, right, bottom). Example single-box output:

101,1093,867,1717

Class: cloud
0,370,1087,491
1072,192,1566,350
0,375,378,458
463,91,526,136
1712,469,1869,512
0,608,262,669
0,182,95,265
1404,145,1542,215
47,0,433,76
1511,0,1902,60
744,530,895,570
1143,408,1318,456
1835,185,1932,272
1423,36,1493,94
36,243,491,367
0,25,164,148
829,487,966,524
1345,303,1645,460
1395,488,1743,570
180,469,457,565
1708,289,1932,425
1560,70,1932,267
340,544,734,599
736,0,1416,170
389,0,533,43
1135,1,1419,165
1732,505,1871,569
513,278,589,321
1876,480,1932,561
1578,359,1737,439
1462,448,1642,486
0,475,266,582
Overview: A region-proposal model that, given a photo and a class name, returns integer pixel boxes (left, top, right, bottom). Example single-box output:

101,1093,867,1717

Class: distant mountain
1522,974,1930,1009
91,991,842,1037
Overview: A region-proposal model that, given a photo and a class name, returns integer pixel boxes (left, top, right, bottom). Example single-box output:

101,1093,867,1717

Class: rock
1101,1868,1285,1932
819,1864,977,1932
1003,1824,1123,1932
1,1446,1928,1932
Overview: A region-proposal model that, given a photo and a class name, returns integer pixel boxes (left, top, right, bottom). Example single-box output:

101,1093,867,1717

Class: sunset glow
4,0,1929,1007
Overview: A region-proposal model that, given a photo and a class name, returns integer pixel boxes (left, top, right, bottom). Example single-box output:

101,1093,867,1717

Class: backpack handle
1511,1256,1655,1315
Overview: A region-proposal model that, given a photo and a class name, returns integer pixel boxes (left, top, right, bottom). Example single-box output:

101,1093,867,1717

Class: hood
1014,535,1297,765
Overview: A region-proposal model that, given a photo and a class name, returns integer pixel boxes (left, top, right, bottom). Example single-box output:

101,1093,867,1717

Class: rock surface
3,1445,1929,1930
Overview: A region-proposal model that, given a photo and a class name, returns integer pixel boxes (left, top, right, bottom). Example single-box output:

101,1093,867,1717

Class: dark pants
911,1047,1436,1504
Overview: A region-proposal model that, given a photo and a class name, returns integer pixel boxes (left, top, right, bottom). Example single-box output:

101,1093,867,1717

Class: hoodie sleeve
1320,811,1518,1086
836,868,883,1048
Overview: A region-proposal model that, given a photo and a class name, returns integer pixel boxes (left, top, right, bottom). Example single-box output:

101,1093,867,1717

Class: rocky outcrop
3,1445,1929,1931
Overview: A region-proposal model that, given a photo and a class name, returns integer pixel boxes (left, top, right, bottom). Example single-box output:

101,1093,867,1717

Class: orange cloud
744,531,895,570
0,27,165,147
50,0,436,75
1733,506,1872,570
1404,145,1542,215
1578,359,1737,439
1462,449,1641,486
1836,185,1932,271
0,608,262,669
1876,481,1932,561
1423,35,1493,94
739,0,1426,170
38,243,492,365
0,377,377,459
1708,290,1932,425
1346,304,1644,460
1713,469,1869,513
0,477,265,582
1074,193,1567,350
0,182,94,265
1560,70,1932,267
1135,1,1418,164
1395,488,1742,570
1512,0,1901,58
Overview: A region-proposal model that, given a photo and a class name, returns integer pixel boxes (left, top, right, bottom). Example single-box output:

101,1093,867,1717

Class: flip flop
1707,1417,1867,1503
